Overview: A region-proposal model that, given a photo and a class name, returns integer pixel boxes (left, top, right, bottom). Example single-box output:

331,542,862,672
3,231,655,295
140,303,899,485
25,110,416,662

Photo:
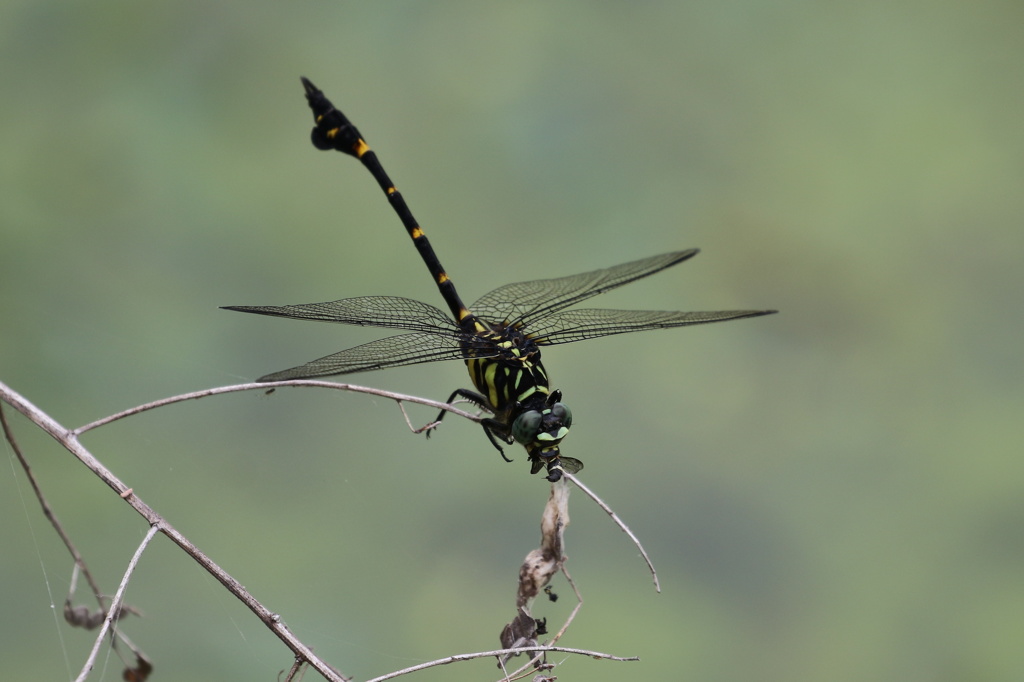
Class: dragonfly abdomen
303,77,473,325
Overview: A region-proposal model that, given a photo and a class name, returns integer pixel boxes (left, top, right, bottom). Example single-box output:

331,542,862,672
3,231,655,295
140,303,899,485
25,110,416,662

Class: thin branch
564,472,661,592
3,378,651,681
548,565,584,645
396,402,441,435
72,380,481,436
1,402,107,605
75,524,159,682
1,381,350,682
282,658,309,682
365,646,639,682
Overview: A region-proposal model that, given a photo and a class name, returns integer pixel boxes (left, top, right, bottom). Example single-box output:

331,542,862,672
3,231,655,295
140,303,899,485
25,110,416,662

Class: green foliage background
2,2,1022,680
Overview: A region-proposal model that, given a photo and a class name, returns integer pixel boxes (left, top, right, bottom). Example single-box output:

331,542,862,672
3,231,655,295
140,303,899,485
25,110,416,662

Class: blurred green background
2,1,1022,680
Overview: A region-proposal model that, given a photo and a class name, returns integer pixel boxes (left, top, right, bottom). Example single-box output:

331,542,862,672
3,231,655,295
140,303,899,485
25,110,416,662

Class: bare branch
282,658,309,682
1,401,107,605
396,401,441,435
2,377,651,681
1,381,350,682
365,646,639,682
72,380,481,436
547,565,584,645
564,472,661,592
75,524,158,682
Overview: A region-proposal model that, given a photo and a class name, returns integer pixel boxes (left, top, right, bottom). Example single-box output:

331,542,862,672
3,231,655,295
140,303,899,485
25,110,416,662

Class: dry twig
2,378,645,680
564,471,661,592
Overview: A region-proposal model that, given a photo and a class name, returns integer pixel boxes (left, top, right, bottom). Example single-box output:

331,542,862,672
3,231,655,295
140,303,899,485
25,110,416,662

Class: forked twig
4,399,154,677
3,378,646,681
1,381,350,682
75,524,158,682
396,402,440,435
282,658,309,682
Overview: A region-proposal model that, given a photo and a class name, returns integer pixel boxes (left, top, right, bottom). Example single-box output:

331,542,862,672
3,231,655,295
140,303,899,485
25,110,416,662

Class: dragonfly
224,77,776,482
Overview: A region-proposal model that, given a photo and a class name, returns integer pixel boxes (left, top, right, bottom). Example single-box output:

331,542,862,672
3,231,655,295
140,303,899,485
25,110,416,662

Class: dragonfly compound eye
550,402,572,428
511,410,543,445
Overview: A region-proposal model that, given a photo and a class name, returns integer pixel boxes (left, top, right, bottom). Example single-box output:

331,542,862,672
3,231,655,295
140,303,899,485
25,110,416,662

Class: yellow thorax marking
483,362,500,406
518,384,537,401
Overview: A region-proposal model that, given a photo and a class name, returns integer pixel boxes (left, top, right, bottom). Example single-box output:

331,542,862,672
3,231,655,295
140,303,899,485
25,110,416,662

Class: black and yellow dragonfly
224,78,775,482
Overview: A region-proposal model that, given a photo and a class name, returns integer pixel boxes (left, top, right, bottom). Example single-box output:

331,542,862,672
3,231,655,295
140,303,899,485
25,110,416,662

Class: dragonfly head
512,392,572,447
512,391,573,481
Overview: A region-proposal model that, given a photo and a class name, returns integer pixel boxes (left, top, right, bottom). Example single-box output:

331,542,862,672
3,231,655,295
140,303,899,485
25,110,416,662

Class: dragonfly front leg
479,417,515,463
426,388,515,463
426,388,493,437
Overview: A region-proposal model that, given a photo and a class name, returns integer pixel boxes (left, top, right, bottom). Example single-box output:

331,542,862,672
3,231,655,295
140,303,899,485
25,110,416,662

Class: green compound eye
511,410,543,445
551,402,572,428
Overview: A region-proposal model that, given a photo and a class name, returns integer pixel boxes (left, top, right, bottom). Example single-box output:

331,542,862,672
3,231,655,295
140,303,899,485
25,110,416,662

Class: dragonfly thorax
473,319,540,359
463,319,548,412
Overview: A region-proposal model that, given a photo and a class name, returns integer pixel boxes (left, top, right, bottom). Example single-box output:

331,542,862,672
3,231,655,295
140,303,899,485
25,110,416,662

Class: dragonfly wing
223,296,457,335
526,308,777,345
559,457,584,475
470,250,699,325
256,331,470,381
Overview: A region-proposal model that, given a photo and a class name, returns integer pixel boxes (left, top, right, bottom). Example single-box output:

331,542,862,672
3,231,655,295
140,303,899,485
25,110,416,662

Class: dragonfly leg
426,388,493,438
425,388,513,463
480,418,515,462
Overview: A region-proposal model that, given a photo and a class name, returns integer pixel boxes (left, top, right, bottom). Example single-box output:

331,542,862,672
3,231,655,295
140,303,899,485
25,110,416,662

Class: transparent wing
471,250,699,326
559,457,584,475
526,308,777,346
256,331,475,381
223,296,457,335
